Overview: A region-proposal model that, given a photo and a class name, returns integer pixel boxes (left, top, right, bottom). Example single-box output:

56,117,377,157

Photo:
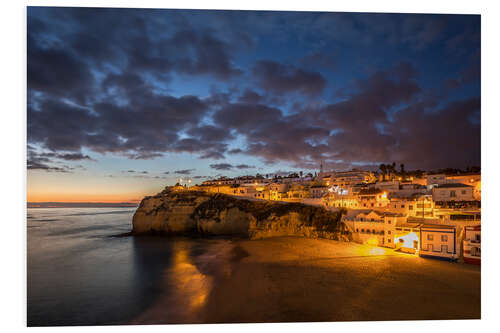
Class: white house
432,183,474,202
463,225,481,265
419,224,458,260
342,210,405,248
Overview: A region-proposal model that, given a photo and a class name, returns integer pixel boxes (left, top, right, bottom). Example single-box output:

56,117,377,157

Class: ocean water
27,207,234,326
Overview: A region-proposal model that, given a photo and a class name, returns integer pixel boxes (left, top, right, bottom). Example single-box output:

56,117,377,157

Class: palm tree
379,164,387,181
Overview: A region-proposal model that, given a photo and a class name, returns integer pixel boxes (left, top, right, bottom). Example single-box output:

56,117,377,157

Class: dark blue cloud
27,7,480,171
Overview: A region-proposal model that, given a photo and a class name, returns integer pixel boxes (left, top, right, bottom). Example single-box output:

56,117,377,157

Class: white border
2,0,500,332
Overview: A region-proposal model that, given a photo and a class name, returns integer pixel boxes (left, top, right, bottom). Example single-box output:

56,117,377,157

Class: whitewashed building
419,224,458,260
432,183,474,202
463,225,481,265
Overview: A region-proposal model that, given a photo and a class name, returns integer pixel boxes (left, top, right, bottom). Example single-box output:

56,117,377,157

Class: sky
27,7,480,202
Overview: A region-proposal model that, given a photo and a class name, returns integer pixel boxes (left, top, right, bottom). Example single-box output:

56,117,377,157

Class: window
409,205,413,210
388,231,391,235
461,190,466,195
356,228,359,232
450,190,456,197
372,229,376,233
401,205,405,208
471,247,481,257
361,229,365,233
427,234,434,241
441,235,448,242
388,239,391,243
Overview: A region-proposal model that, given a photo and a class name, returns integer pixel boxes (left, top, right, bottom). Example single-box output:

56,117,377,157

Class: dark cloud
39,152,95,161
27,159,71,173
228,148,243,154
174,169,195,175
209,163,233,171
252,60,327,96
237,89,263,104
235,164,255,169
27,149,73,173
209,62,479,170
27,8,480,172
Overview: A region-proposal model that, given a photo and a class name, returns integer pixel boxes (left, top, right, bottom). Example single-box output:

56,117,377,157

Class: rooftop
421,223,456,230
434,183,473,188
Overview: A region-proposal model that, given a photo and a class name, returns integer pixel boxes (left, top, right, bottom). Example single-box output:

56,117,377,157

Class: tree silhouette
379,164,387,180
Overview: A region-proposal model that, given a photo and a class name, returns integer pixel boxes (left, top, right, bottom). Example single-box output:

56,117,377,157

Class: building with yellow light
342,210,406,248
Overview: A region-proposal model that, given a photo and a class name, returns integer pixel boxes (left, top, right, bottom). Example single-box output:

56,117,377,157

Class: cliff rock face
132,188,350,240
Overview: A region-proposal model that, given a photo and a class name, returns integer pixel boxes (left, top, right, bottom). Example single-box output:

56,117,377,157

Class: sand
133,236,480,324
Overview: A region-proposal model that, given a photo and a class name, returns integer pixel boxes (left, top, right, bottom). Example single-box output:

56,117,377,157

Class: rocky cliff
132,187,351,241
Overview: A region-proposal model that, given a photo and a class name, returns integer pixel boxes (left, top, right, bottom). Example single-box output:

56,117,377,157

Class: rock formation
132,187,351,240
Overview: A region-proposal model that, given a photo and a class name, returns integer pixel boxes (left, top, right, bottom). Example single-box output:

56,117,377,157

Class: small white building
419,224,458,260
342,210,404,248
463,225,481,265
432,183,474,202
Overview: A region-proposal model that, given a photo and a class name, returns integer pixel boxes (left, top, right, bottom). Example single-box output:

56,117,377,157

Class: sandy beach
132,236,480,324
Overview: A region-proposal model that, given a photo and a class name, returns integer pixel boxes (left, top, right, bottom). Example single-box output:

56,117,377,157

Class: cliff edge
132,187,350,240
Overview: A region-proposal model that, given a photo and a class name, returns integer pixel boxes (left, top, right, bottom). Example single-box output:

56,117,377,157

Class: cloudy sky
27,7,480,202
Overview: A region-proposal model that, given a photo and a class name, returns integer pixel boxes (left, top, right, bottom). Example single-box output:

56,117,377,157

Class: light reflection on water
27,208,233,326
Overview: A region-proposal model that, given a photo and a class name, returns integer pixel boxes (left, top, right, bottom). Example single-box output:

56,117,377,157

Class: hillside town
179,165,481,265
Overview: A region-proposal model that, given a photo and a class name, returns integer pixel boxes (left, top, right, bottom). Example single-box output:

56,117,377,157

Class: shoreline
131,236,480,324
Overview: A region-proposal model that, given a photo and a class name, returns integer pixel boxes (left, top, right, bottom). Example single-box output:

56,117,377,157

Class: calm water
27,207,234,326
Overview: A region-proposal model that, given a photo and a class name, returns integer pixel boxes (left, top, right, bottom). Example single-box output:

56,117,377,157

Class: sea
27,207,235,326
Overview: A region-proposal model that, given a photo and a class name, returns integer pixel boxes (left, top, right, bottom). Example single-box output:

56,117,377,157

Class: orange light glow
366,237,379,246
369,247,387,255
